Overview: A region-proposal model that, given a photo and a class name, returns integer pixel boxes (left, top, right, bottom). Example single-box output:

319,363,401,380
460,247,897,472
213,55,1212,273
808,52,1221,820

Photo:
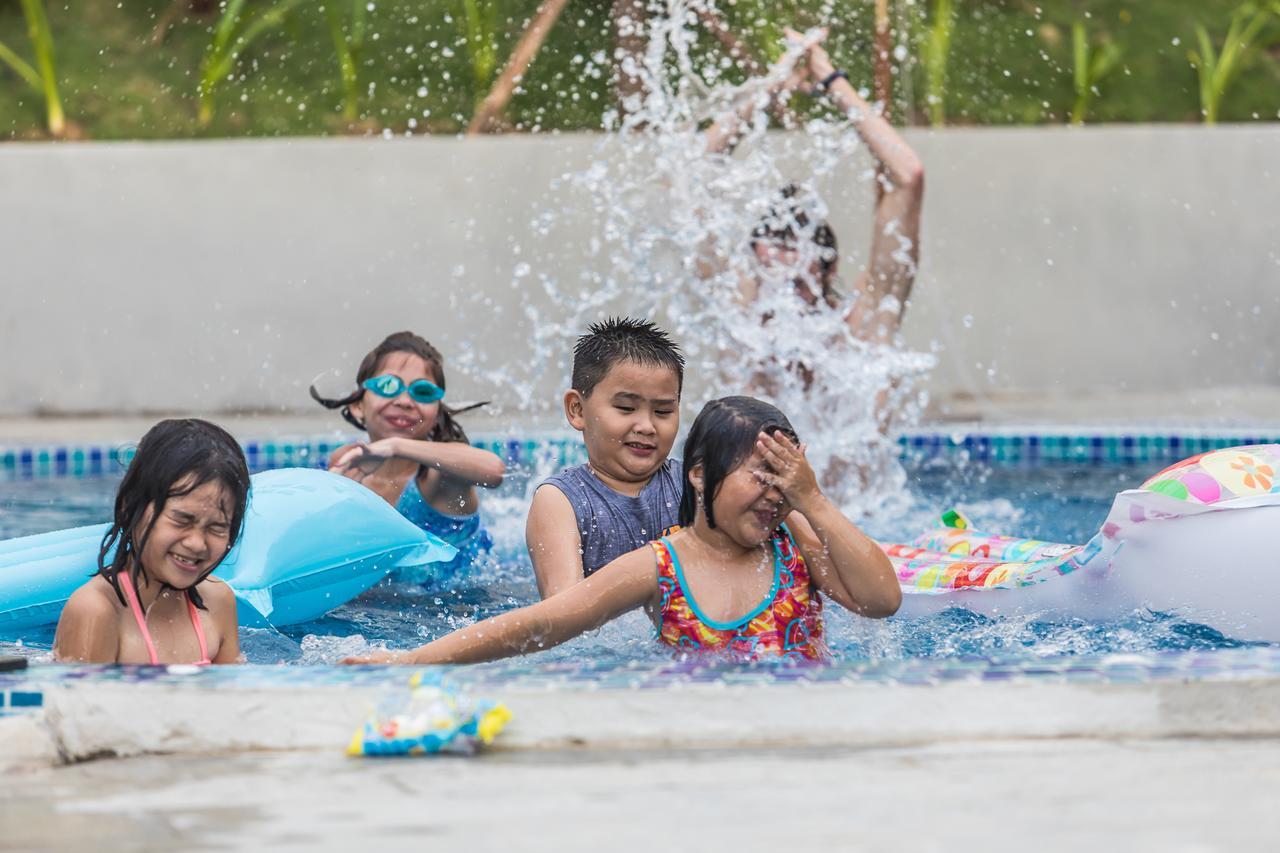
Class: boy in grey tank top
526,318,685,598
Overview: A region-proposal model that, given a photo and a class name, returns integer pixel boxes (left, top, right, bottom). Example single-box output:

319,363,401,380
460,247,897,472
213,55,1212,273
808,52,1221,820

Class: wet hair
571,317,685,398
750,183,839,285
309,331,483,443
678,396,798,530
98,419,251,611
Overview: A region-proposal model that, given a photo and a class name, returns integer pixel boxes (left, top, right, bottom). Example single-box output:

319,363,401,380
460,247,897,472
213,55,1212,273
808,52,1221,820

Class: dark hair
678,396,798,529
309,331,483,443
750,183,839,286
98,419,251,611
571,317,685,398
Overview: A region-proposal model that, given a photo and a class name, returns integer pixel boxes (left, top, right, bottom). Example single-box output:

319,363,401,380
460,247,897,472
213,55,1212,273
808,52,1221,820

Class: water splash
497,1,935,516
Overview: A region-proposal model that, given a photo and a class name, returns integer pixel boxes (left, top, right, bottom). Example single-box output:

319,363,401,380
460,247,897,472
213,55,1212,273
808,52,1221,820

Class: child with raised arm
311,331,505,578
706,28,925,346
54,419,248,665
343,396,900,665
525,318,685,599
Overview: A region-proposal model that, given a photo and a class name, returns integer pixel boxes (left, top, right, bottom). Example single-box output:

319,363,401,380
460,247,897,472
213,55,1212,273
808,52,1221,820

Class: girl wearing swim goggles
310,332,505,581
362,373,446,405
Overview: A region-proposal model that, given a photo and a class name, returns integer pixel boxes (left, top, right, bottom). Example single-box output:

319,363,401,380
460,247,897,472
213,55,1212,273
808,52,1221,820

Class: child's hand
805,38,838,82
774,27,827,95
756,431,822,514
784,26,828,50
333,438,401,480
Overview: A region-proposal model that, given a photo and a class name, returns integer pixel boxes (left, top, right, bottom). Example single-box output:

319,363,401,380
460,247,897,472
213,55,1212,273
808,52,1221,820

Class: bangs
679,397,798,530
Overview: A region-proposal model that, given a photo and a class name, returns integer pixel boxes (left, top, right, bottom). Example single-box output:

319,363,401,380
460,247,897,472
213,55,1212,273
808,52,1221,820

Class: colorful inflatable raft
0,468,456,632
890,444,1280,642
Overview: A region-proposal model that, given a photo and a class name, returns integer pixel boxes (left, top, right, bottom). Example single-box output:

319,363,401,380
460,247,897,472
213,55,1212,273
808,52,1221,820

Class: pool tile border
899,427,1280,468
3,645,1280,693
2,428,1278,480
0,687,43,717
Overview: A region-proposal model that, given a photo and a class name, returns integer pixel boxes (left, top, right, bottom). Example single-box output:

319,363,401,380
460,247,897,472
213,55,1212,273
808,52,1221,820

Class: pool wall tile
0,688,44,716
2,428,1278,481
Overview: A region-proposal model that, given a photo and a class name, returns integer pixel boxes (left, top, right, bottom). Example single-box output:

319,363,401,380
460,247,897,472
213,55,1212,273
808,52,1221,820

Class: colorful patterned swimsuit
650,525,827,661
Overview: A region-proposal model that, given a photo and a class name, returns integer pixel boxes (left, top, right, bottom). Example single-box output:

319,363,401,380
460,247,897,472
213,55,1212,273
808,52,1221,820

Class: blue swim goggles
362,374,445,404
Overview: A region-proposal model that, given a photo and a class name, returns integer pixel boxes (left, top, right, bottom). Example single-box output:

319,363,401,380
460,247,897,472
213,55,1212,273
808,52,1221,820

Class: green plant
325,0,368,122
197,0,307,127
1188,2,1273,125
921,0,955,127
0,0,65,136
460,0,499,99
1070,21,1122,125
728,0,786,63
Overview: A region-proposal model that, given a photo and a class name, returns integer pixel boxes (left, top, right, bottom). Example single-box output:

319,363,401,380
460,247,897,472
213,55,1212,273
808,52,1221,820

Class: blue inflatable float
0,468,455,632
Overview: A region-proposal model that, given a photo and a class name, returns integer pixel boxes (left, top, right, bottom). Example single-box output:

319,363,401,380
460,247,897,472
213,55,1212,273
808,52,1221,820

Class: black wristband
816,69,849,94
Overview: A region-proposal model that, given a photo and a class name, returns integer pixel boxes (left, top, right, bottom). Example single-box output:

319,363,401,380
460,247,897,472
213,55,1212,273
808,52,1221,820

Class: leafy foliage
1071,21,1122,125
1188,2,1274,124
1,1,1278,139
0,0,64,136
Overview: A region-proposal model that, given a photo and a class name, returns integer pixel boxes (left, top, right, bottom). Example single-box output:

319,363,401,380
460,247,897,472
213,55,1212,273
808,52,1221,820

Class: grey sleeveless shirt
540,459,683,577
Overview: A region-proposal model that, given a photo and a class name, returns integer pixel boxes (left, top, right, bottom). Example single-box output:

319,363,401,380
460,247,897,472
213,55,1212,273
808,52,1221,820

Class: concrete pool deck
2,673,1279,850
2,384,1280,445
4,670,1280,770
3,739,1279,851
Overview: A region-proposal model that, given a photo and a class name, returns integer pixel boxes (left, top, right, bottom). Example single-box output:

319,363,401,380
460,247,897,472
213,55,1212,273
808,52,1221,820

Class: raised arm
526,485,586,598
343,547,660,665
756,431,900,617
802,36,924,344
704,37,815,155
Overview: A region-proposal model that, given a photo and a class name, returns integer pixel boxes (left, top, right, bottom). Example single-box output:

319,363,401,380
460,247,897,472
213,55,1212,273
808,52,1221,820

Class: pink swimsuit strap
117,572,211,666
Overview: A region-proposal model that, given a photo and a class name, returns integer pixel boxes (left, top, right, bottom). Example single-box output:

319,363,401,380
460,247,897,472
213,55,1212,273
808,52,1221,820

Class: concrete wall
1,127,1277,421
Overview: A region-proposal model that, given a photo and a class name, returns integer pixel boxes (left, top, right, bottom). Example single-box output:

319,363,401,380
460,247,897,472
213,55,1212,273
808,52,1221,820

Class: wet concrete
2,738,1278,851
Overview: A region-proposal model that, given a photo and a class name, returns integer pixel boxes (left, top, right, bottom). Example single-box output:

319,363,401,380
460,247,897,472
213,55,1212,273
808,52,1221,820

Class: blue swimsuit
395,474,492,582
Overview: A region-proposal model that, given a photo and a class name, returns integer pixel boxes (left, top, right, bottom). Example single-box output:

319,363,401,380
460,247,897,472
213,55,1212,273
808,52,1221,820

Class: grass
1,0,1277,140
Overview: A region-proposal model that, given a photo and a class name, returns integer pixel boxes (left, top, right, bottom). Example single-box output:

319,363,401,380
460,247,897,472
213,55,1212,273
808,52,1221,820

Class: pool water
1,456,1261,666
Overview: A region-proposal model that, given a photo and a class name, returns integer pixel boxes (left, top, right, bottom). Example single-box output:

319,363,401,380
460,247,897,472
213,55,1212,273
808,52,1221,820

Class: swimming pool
3,429,1273,670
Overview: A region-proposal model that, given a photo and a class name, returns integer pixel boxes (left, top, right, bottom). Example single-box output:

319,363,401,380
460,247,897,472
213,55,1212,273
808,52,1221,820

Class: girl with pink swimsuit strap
117,571,211,666
54,419,249,665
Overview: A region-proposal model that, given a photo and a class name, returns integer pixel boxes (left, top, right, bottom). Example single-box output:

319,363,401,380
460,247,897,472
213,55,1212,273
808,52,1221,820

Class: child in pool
54,419,248,665
704,28,925,348
311,331,505,576
344,396,900,665
526,318,685,598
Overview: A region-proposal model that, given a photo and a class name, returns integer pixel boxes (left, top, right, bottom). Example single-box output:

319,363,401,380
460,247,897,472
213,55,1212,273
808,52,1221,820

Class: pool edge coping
5,675,1279,772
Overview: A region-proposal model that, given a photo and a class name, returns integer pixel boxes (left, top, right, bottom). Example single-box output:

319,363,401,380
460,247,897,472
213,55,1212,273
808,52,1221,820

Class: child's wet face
705,449,789,547
752,239,829,305
355,351,441,441
137,479,233,589
574,360,680,484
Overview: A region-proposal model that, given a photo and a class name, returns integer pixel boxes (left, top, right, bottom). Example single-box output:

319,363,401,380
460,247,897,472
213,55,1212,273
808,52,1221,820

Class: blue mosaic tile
9,690,42,707
4,429,1280,482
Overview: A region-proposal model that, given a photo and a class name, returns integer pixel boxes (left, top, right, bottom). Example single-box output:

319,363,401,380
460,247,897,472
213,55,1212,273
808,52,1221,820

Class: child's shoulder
197,576,238,608
55,578,123,663
540,462,589,486
61,577,121,621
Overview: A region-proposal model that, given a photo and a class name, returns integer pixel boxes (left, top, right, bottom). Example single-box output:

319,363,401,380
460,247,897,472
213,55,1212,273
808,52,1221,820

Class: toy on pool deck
889,445,1280,643
348,670,511,757
0,468,457,633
